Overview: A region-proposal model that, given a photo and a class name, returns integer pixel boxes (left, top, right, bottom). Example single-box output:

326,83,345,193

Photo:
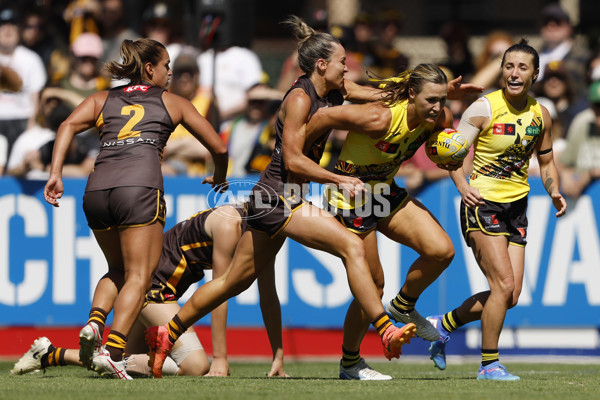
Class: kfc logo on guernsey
124,85,150,93
493,123,516,135
375,140,400,154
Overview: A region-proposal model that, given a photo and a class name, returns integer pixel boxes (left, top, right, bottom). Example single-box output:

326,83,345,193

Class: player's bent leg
136,302,209,376
378,199,453,341
170,332,209,376
112,223,163,338
378,198,454,292
283,204,383,321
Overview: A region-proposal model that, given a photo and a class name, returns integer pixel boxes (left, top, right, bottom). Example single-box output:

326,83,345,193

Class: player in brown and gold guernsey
11,205,287,378
145,15,419,379
43,38,228,380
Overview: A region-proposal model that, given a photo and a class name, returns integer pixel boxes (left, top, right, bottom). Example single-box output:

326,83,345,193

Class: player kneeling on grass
11,205,288,379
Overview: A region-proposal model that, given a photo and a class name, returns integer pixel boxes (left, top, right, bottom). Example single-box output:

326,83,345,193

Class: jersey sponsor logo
124,85,150,93
375,140,400,154
526,126,541,136
101,137,157,147
164,293,175,301
493,123,516,135
482,215,500,228
352,216,363,228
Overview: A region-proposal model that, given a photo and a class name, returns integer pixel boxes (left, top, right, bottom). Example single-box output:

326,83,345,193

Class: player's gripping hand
203,176,229,193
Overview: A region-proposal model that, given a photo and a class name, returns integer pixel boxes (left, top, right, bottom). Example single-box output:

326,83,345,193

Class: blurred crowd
0,1,599,200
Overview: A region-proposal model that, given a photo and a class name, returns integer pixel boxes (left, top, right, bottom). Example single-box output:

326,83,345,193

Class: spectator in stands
99,0,140,66
558,81,600,199
470,31,514,92
538,3,590,100
197,44,263,124
0,8,47,161
368,10,409,78
533,61,588,140
20,9,58,70
439,22,475,80
59,32,111,99
220,83,283,177
344,11,376,72
163,51,213,176
63,0,102,44
587,48,600,84
5,97,72,179
141,2,184,63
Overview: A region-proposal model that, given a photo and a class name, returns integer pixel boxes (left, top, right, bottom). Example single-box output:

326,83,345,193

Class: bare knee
422,236,454,270
508,287,521,309
338,234,367,263
123,274,153,294
493,276,515,307
434,236,455,265
177,353,210,376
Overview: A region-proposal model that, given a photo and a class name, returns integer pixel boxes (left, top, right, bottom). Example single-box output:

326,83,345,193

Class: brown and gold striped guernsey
86,84,175,192
256,75,344,197
146,207,244,303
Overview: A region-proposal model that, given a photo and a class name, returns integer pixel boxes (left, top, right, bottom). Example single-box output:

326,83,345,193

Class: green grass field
2,360,600,400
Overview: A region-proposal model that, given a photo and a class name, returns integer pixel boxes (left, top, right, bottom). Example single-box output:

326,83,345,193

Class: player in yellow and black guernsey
146,16,421,380
305,64,485,376
429,39,567,381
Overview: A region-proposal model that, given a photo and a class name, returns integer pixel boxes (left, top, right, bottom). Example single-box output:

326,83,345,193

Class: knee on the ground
176,353,210,376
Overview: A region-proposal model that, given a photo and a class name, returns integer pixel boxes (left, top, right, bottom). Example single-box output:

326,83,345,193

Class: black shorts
246,191,306,238
460,196,528,247
83,187,166,231
325,181,409,234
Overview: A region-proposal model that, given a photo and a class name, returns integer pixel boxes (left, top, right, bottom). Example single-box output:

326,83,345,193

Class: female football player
429,39,566,380
305,63,483,379
145,15,421,379
11,205,288,378
43,38,228,379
